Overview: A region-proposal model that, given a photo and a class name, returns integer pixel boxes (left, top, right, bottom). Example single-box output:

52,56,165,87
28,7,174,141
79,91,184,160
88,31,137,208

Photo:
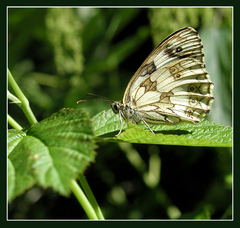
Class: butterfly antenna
87,93,115,102
76,93,114,104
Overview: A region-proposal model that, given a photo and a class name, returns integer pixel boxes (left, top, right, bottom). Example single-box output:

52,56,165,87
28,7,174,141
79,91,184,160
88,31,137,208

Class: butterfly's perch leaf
91,109,127,136
8,108,96,202
92,109,232,147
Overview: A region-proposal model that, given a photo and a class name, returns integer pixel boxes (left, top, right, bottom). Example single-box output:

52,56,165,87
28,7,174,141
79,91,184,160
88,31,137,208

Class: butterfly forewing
123,27,214,125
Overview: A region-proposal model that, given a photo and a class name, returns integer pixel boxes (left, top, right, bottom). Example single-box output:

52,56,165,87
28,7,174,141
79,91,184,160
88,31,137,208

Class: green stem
69,179,98,220
8,114,22,130
79,174,105,220
7,91,21,105
8,69,38,125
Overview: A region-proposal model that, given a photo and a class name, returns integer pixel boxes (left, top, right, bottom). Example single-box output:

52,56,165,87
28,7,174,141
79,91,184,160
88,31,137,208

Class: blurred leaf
92,109,232,147
149,8,216,46
8,108,96,202
45,8,84,76
200,26,232,126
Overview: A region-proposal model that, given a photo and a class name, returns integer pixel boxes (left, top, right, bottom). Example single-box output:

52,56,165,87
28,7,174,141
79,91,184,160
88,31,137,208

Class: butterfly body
110,101,154,136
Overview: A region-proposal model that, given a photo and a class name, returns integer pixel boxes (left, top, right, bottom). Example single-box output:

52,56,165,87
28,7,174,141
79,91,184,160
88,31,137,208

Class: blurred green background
8,7,232,219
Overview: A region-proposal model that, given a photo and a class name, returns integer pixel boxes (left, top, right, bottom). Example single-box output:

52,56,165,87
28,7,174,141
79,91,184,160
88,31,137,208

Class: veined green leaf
8,108,96,202
92,109,232,147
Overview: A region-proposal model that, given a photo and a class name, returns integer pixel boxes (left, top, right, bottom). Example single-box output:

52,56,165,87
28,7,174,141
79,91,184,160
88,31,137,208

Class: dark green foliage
8,8,232,219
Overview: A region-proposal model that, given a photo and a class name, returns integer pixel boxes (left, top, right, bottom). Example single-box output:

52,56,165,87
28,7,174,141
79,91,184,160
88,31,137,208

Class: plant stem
8,69,38,125
8,114,22,130
7,91,21,105
69,179,99,220
79,173,105,220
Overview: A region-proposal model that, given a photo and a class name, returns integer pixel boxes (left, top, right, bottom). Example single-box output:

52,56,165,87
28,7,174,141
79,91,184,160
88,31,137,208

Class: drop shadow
97,129,191,139
154,129,191,135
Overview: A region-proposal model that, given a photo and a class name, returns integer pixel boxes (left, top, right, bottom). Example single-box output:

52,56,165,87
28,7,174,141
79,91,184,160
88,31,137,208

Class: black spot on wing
176,47,183,52
164,45,192,59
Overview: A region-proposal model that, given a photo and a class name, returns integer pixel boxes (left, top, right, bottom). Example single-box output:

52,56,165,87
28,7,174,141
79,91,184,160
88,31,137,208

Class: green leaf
8,129,26,155
8,108,96,202
92,109,232,147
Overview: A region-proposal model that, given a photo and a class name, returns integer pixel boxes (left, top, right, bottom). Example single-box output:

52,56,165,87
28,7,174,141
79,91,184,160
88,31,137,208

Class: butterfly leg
115,110,123,137
141,118,155,135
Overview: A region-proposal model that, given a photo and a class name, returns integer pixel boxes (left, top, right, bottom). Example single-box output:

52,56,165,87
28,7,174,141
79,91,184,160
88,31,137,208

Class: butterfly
77,27,214,137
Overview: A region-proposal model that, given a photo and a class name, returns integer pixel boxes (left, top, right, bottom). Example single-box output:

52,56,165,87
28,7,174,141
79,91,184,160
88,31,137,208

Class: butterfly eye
111,102,119,114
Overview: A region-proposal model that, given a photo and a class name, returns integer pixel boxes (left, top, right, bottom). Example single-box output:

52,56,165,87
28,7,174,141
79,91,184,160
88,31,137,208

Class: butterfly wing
123,27,214,124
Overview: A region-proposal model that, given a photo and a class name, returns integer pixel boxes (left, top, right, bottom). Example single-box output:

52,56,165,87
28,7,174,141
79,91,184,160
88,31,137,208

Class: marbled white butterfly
77,27,214,136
